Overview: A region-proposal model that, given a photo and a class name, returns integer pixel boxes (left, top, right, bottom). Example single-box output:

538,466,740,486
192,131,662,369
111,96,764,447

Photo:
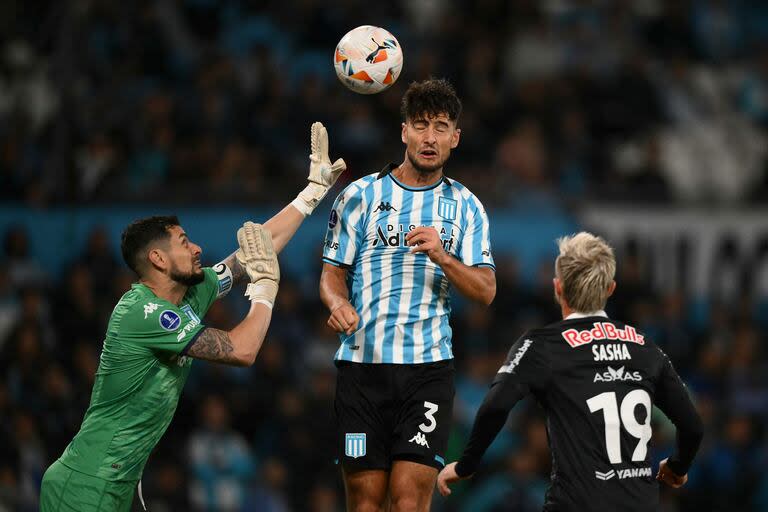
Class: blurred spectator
75,226,118,299
13,410,46,511
188,394,256,512
0,268,19,345
3,226,47,290
245,457,289,512
143,460,190,512
53,263,102,346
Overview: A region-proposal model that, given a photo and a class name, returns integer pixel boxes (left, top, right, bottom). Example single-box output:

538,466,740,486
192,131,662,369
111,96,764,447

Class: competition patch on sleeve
328,209,339,229
159,310,182,331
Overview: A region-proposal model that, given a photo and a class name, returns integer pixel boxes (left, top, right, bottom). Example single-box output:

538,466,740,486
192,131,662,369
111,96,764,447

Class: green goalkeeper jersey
59,266,232,481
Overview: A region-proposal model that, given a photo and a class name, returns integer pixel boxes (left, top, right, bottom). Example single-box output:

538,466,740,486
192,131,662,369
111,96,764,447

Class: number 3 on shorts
419,401,439,433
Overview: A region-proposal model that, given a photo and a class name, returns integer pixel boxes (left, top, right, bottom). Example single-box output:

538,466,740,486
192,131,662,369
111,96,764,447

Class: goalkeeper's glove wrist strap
292,183,329,216
252,299,274,309
245,282,277,309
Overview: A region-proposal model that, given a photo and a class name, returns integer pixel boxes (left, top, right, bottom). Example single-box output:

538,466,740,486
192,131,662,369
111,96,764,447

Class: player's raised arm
653,350,704,487
187,222,279,366
270,121,346,250
216,122,346,290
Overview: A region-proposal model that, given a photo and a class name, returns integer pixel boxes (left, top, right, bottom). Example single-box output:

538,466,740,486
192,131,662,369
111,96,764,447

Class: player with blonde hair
438,232,703,512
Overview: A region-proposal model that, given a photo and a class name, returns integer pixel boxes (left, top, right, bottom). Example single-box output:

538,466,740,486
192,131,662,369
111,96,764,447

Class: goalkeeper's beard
170,263,205,287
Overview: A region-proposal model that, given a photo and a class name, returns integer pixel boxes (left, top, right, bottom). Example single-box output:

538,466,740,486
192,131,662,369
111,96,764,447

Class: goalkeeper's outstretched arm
185,303,272,366
217,122,346,289
187,223,280,366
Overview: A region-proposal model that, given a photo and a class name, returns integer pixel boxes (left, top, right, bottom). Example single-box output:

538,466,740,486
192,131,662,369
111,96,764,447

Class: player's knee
389,492,429,512
349,500,386,512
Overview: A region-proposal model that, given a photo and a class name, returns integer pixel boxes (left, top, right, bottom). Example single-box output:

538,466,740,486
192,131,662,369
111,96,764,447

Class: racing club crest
438,197,457,220
345,433,366,458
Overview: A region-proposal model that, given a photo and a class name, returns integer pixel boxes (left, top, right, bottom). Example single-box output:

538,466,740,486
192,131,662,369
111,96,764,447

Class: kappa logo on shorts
345,433,366,458
159,310,181,331
409,432,430,448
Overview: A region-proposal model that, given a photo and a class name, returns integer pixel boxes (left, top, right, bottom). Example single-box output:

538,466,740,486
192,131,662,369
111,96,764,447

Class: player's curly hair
121,215,180,276
401,78,462,123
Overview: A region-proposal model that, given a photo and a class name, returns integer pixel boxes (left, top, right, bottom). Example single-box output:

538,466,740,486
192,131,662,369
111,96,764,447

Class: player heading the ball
320,78,496,512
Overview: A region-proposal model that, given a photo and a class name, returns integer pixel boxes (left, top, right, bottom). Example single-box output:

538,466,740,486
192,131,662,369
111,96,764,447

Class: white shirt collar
565,310,608,320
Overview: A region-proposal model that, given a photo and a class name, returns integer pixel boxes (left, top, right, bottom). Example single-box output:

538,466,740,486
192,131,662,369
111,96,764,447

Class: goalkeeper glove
291,122,347,216
235,222,280,308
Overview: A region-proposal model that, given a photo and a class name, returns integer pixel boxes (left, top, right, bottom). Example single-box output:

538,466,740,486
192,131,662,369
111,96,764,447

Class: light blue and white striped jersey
322,164,495,364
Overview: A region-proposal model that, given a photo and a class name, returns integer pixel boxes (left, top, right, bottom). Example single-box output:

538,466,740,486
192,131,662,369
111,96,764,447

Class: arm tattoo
186,327,238,364
220,251,249,288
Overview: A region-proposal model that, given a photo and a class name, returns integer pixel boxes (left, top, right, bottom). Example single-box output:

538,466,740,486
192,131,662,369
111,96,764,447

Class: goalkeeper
39,123,346,511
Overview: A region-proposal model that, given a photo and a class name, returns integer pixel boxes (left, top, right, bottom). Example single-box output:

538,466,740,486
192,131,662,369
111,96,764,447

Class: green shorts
40,460,138,512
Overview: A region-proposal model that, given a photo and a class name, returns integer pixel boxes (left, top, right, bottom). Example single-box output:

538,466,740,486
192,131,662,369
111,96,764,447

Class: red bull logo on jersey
562,322,645,348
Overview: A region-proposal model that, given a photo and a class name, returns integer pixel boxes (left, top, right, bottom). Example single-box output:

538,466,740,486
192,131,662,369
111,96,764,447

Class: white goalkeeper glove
235,222,280,308
291,122,347,216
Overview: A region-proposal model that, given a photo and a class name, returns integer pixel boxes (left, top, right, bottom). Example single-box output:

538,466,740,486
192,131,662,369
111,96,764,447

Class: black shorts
334,359,455,472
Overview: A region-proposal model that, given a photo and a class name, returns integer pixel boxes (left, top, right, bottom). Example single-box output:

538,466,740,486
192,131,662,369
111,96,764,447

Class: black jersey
455,314,703,512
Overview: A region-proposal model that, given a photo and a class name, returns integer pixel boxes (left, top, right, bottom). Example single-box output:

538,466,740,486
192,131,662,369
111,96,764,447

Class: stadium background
1,1,767,510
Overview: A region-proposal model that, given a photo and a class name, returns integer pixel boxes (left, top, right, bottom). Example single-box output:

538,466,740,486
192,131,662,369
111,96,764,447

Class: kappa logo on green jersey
143,302,160,319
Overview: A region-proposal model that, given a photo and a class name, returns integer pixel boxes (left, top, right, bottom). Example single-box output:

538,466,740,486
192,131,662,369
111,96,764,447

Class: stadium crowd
2,0,768,206
1,0,767,511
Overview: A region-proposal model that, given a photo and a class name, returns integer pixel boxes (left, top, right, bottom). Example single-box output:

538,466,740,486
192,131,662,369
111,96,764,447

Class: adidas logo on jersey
409,432,430,448
593,366,642,383
373,225,404,247
371,224,456,252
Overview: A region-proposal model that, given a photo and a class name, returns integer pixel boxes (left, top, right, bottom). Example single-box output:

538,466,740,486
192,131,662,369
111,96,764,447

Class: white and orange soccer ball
333,25,403,94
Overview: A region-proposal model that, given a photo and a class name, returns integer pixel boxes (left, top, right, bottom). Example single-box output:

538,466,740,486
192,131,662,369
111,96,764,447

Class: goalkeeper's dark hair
121,215,180,276
401,78,462,124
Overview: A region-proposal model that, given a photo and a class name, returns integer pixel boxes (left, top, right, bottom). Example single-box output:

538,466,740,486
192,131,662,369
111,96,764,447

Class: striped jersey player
322,164,494,364
319,78,496,512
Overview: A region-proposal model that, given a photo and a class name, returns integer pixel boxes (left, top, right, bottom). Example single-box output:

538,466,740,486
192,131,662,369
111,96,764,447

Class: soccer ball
334,26,403,95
